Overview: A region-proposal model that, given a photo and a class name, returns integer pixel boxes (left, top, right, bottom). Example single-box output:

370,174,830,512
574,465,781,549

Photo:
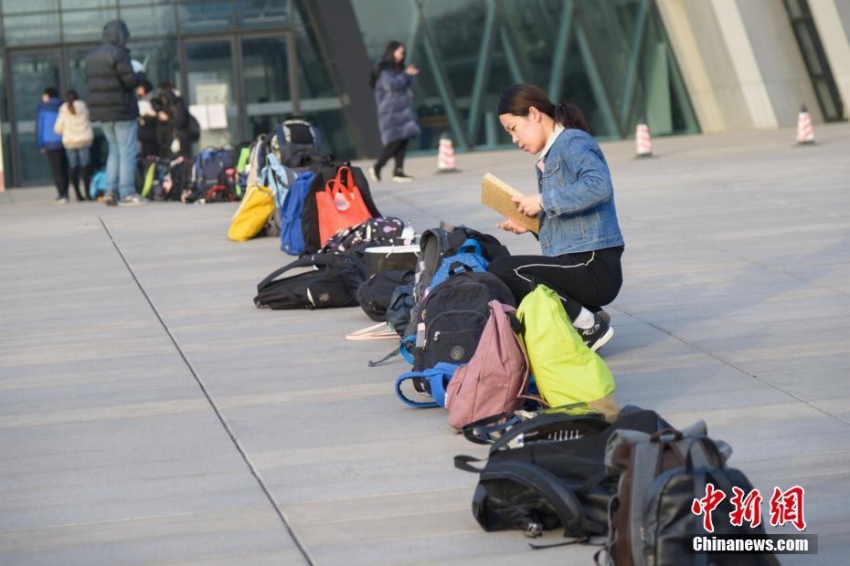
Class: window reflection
4,13,61,45
120,5,177,38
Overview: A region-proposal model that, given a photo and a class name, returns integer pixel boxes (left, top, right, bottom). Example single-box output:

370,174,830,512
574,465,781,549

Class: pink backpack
445,300,531,429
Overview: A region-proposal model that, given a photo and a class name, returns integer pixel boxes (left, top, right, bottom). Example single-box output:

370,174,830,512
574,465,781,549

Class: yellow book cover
480,173,540,234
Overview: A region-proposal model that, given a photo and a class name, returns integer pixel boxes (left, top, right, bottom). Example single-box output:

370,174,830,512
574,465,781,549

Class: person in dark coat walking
36,87,70,204
369,40,420,183
84,19,144,206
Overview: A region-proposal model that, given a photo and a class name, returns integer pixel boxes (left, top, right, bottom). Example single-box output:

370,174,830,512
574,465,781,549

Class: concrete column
655,0,726,132
710,0,779,129
808,0,850,120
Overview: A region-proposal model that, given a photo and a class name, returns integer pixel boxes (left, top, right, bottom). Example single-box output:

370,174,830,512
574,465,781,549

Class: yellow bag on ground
516,284,618,419
227,184,274,242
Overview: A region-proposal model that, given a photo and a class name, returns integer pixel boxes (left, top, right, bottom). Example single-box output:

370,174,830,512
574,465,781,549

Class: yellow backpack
516,285,618,419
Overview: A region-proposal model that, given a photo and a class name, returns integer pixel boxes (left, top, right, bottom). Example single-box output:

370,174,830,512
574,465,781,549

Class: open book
480,173,540,234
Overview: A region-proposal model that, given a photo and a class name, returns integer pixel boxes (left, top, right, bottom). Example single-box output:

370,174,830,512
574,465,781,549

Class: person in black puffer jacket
85,19,144,206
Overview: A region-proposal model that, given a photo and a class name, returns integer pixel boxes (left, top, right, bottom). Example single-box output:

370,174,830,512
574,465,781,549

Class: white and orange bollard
436,132,458,173
635,120,653,158
796,104,815,145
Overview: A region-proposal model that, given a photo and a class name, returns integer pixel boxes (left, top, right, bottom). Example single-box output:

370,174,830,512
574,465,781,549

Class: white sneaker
368,166,380,182
119,195,148,206
54,197,69,205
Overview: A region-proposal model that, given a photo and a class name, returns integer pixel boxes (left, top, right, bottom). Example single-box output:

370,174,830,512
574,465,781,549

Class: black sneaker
391,172,413,183
103,192,117,206
579,314,614,352
368,166,381,182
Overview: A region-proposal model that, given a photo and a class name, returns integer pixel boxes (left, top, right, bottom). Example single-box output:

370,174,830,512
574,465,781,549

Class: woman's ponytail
554,102,589,133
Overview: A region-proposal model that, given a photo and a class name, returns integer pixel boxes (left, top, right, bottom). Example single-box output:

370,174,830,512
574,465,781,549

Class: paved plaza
1,123,848,565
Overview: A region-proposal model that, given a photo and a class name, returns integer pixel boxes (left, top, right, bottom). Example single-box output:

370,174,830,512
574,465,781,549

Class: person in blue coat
36,87,70,204
369,40,421,183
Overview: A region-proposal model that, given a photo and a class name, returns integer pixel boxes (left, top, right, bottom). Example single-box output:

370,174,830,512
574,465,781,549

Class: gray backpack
598,422,780,566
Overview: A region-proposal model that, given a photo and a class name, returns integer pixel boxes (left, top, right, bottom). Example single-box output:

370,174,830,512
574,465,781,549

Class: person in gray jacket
84,19,144,206
369,40,420,183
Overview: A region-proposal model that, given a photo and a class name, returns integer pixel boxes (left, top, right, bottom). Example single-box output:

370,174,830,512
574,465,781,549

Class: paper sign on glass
480,173,540,234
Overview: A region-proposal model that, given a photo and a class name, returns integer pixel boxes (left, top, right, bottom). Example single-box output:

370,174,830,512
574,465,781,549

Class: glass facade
1,0,698,187
350,0,699,151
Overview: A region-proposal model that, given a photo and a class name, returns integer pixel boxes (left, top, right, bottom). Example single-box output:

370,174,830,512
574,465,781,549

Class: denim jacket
537,129,624,256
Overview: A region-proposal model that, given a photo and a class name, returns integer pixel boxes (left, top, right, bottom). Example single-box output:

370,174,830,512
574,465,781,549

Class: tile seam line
98,215,314,566
613,308,850,427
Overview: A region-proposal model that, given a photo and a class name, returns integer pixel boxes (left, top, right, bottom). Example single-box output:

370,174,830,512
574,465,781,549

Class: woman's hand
405,64,420,76
512,194,542,217
497,219,529,235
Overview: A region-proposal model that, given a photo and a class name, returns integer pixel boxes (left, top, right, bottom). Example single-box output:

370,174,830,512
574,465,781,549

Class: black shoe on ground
103,192,117,206
579,314,614,352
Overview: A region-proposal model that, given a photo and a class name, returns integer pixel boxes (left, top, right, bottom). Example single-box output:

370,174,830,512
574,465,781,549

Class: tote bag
315,166,373,246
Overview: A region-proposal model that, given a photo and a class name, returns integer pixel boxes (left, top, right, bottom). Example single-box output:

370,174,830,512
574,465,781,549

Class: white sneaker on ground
391,173,413,183
119,195,148,206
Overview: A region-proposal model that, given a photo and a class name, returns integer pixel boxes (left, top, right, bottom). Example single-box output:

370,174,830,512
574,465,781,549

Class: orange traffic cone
436,132,458,173
796,104,815,145
635,120,653,158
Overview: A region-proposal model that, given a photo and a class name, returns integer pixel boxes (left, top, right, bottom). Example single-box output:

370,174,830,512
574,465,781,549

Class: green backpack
516,285,617,416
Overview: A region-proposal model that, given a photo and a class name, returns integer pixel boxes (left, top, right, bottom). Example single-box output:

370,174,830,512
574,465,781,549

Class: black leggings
488,246,624,321
374,137,409,174
45,149,69,199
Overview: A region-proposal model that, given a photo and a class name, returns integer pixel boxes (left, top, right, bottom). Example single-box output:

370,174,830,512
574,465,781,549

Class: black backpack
267,116,323,169
356,269,414,322
413,225,511,304
455,407,671,543
408,270,515,373
385,282,415,336
253,253,366,310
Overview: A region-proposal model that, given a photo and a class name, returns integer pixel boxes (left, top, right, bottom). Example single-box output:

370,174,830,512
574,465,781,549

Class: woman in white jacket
54,90,95,201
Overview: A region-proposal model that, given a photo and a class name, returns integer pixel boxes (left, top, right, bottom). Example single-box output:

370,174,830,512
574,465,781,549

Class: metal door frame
4,47,75,187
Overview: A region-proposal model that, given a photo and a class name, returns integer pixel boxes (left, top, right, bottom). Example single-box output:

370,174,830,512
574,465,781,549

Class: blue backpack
427,239,490,292
280,170,316,256
90,169,107,199
192,147,236,192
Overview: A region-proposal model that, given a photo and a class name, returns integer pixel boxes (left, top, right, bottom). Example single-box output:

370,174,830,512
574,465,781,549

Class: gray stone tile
1,124,848,564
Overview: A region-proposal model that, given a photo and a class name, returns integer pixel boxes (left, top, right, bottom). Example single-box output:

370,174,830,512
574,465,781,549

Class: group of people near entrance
39,30,625,345
36,19,194,206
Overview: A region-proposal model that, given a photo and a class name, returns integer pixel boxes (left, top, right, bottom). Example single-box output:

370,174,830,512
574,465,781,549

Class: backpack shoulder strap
477,459,597,539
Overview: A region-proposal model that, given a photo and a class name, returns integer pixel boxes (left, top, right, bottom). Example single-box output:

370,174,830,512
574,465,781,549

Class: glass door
8,50,62,186
183,39,237,149
241,34,291,141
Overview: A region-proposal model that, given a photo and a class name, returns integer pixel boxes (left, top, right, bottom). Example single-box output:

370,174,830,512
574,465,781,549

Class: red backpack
445,300,531,429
